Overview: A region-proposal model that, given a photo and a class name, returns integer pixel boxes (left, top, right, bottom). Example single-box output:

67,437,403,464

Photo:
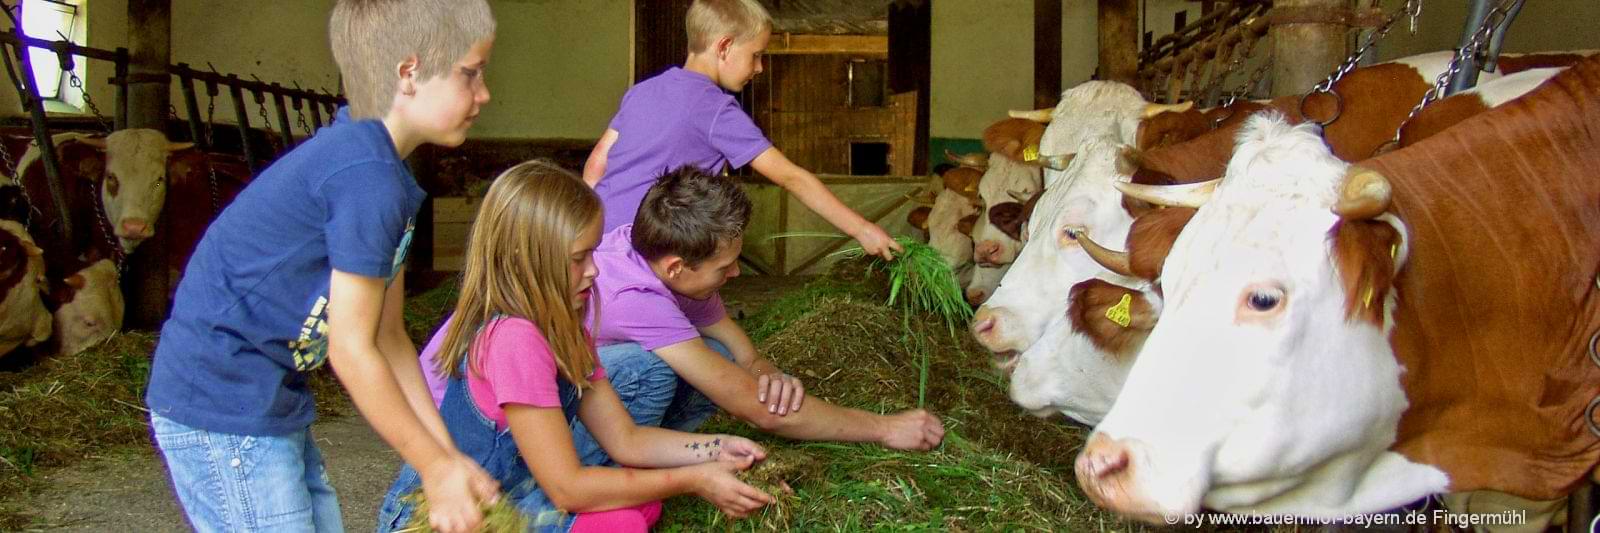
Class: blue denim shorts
151,413,342,533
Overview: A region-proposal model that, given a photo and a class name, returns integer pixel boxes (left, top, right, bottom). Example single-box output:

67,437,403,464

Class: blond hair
329,0,496,119
434,160,600,391
686,0,772,54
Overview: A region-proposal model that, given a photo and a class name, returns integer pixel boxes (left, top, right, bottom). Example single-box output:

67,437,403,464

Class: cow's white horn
1141,101,1195,119
1038,153,1075,171
1332,166,1392,220
1114,178,1218,208
1008,107,1055,123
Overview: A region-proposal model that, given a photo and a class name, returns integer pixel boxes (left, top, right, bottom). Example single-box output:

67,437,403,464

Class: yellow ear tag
1105,293,1133,328
1023,144,1040,162
1390,243,1399,260
1362,285,1375,309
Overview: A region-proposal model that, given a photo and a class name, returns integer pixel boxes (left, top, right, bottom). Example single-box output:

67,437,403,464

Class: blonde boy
584,0,902,261
146,1,498,531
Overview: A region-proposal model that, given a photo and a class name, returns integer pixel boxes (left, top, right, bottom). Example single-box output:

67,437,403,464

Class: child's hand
879,409,946,451
756,372,805,415
852,223,902,261
691,461,775,518
420,452,501,533
715,435,767,468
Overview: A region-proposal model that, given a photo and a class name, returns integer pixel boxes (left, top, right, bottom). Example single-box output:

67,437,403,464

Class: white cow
53,259,123,356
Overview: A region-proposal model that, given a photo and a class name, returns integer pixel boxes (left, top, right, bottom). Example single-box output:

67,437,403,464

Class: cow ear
1115,146,1141,176
77,156,106,182
166,142,196,153
1332,217,1405,325
957,214,978,236
64,273,86,290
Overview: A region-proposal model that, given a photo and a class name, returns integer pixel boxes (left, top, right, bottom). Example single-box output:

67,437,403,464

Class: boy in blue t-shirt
146,1,499,531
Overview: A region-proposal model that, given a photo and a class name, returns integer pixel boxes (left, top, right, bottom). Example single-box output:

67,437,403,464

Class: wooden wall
747,53,917,176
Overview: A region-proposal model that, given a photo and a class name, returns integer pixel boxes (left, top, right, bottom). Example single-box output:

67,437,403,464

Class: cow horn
76,136,108,150
1141,101,1195,119
1038,153,1075,171
1114,178,1218,208
166,142,196,153
23,241,41,256
945,149,989,168
1009,107,1055,123
1332,166,1392,220
1067,227,1136,278
904,189,937,207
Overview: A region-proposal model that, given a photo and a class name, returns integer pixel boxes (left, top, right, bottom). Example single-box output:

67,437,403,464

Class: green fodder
657,296,1136,531
394,491,530,533
833,237,973,337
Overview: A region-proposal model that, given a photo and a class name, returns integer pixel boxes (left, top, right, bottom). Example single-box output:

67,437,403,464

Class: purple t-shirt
595,67,772,232
588,225,727,350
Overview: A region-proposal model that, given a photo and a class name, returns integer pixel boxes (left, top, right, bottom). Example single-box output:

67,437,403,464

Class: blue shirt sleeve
319,161,413,278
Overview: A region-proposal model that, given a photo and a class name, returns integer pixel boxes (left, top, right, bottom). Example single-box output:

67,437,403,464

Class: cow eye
1248,291,1280,311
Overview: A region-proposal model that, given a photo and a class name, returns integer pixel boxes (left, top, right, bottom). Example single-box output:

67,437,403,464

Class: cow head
1075,114,1447,523
0,220,50,356
924,166,984,269
971,134,1145,357
74,130,195,252
972,154,1042,266
1006,278,1158,425
52,259,124,357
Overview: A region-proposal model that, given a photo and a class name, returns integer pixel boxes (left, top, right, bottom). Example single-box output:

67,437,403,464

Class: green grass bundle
834,236,972,336
394,491,529,533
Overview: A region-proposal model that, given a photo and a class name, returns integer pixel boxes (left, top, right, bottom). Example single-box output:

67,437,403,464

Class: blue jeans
151,413,342,533
571,339,735,466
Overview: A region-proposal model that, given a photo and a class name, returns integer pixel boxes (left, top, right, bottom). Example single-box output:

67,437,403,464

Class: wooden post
1097,0,1139,85
1269,0,1346,97
1034,0,1062,109
125,0,172,329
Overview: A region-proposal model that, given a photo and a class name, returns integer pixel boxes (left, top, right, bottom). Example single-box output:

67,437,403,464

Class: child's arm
582,128,620,188
750,147,903,261
655,338,946,450
507,382,772,517
376,269,453,448
699,316,804,416
575,378,765,468
327,270,498,533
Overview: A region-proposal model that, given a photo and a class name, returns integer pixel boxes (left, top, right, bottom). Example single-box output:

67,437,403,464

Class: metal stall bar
5,28,73,241
226,74,259,171
176,63,207,149
270,83,294,149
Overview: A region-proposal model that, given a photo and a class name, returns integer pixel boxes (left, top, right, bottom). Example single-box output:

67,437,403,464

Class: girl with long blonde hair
377,161,772,532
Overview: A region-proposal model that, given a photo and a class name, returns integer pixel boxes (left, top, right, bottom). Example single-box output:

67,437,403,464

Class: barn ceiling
763,0,889,35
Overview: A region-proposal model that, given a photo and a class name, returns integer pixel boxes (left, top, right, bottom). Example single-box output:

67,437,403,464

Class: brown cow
1076,57,1600,525
0,219,50,358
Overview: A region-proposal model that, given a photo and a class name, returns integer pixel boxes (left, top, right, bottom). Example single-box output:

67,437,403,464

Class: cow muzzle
1075,433,1183,524
972,305,1032,355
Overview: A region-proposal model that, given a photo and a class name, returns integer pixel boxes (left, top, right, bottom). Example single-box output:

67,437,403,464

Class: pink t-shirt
419,316,605,430
588,225,727,350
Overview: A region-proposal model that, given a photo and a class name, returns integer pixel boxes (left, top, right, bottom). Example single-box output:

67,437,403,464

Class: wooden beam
1269,0,1348,96
1098,0,1139,85
1035,0,1062,109
125,0,172,329
766,34,887,56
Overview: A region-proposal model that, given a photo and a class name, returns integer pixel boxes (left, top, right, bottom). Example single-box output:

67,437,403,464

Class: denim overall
375,358,583,532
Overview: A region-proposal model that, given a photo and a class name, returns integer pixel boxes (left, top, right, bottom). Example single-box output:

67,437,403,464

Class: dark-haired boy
572,166,945,464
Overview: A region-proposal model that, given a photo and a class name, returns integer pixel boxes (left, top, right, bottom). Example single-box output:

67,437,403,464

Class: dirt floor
10,275,811,532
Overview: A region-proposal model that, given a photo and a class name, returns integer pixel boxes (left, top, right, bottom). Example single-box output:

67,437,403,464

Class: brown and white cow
923,165,983,270
16,130,195,258
0,218,51,357
971,119,1046,267
1076,57,1600,522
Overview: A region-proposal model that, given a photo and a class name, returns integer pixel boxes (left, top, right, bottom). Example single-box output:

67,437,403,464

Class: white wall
0,0,632,140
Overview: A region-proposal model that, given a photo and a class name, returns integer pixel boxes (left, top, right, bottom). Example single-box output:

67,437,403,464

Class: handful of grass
833,236,973,336
394,491,529,533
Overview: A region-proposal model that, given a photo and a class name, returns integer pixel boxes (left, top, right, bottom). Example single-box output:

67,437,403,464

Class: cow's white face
973,135,1144,356
1006,287,1149,425
926,188,978,270
98,129,191,252
1077,115,1447,522
972,154,1041,266
54,259,123,356
0,220,51,355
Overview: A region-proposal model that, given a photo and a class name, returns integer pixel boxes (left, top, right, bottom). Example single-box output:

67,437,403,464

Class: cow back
1365,55,1600,500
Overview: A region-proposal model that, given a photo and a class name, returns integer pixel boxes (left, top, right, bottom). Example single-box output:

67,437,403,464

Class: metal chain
1589,329,1600,438
1194,26,1265,106
1312,0,1423,93
1224,54,1275,108
1391,0,1522,145
66,69,112,134
90,179,127,273
0,138,37,228
204,90,217,148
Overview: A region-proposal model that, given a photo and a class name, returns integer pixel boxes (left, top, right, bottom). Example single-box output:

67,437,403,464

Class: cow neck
1363,56,1600,499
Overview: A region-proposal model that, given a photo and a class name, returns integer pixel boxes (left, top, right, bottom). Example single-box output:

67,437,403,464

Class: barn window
20,0,85,102
847,58,887,108
850,141,890,175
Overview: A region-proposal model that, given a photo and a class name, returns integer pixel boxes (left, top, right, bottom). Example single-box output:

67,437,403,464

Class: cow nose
972,309,996,335
965,288,988,306
1077,433,1131,480
974,241,1001,265
120,218,151,237
972,306,1023,353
